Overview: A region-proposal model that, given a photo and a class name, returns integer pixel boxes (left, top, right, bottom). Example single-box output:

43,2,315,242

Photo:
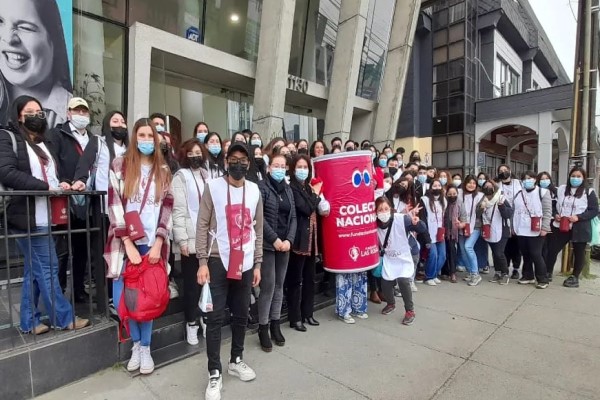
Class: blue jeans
113,244,153,346
425,241,447,280
335,272,367,317
475,236,489,269
15,226,74,332
459,230,481,275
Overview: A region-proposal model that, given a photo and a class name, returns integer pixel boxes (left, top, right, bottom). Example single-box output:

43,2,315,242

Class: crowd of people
0,94,598,400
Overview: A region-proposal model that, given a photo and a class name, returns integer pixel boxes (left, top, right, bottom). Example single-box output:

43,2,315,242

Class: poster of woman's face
0,0,73,128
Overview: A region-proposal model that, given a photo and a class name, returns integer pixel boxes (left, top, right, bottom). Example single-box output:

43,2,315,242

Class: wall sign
186,26,200,42
288,75,309,94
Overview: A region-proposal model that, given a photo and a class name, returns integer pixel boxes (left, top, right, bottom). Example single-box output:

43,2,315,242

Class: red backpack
118,256,170,342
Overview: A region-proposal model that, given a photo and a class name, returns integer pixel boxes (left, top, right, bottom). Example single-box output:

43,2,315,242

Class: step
120,294,336,373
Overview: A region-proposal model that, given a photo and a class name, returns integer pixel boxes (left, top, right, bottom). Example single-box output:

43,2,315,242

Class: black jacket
73,134,102,184
258,177,297,251
290,181,320,254
0,129,52,230
46,122,87,183
569,189,599,243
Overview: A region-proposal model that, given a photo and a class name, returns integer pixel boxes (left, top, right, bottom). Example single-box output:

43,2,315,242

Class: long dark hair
102,111,129,163
7,95,49,162
462,174,479,199
205,132,225,172
37,1,72,92
289,154,312,191
245,144,265,183
565,166,587,198
536,171,557,197
426,179,446,214
309,140,329,158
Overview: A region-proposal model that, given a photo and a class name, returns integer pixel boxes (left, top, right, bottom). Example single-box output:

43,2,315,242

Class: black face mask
298,148,308,155
111,127,128,141
447,196,457,203
483,187,495,196
188,156,203,170
426,177,433,184
499,171,510,181
431,189,442,196
229,163,248,181
411,157,421,163
397,186,407,196
388,167,398,177
285,154,293,164
346,147,354,152
255,158,266,169
23,115,47,134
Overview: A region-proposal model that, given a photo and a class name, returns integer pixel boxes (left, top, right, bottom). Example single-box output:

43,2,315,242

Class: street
39,263,600,400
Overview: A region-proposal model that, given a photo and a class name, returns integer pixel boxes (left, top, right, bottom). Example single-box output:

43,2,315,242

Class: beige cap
68,97,89,110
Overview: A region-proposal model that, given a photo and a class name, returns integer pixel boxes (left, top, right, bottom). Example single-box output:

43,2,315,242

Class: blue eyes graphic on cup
352,169,372,188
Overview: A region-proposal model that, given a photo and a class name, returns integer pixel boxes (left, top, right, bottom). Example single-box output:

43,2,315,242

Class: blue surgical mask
137,141,155,156
208,144,221,156
570,177,583,187
440,177,448,186
295,168,309,181
251,139,262,147
418,175,427,184
155,125,165,133
539,179,551,189
270,168,286,182
522,179,536,190
478,179,486,187
196,132,207,142
385,152,393,159
378,159,387,168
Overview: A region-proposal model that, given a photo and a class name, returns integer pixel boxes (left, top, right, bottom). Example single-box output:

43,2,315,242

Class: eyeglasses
23,111,46,119
228,157,249,166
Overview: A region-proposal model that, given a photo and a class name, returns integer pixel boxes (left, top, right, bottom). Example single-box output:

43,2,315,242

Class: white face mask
383,182,392,193
71,114,90,129
377,212,391,223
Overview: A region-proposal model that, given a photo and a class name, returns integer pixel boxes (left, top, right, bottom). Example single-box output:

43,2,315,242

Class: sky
528,0,578,80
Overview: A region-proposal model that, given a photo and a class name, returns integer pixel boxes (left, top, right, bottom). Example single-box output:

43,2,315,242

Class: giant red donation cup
313,151,379,273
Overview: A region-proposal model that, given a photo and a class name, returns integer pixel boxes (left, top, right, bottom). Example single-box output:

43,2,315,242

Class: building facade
396,0,571,176
69,0,422,148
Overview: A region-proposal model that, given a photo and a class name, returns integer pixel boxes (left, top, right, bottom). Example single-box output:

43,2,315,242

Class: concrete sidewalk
39,264,600,400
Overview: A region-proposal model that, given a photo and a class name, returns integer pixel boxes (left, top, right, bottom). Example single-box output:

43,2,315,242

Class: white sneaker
456,266,467,272
139,345,154,374
426,279,437,286
463,274,472,282
205,370,223,400
199,317,207,338
228,357,256,382
169,280,179,299
468,274,482,287
351,312,369,319
410,281,418,292
338,315,356,324
186,322,200,345
433,278,442,284
126,342,141,372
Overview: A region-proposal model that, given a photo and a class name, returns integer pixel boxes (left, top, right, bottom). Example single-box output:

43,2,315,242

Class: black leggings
544,230,587,277
504,235,522,270
517,236,548,283
489,237,508,275
181,254,202,323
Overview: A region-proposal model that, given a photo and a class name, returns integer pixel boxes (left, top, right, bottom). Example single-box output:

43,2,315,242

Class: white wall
532,62,551,88
494,31,522,76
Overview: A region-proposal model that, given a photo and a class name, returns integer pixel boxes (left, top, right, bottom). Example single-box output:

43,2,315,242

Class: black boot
258,324,272,352
270,320,285,346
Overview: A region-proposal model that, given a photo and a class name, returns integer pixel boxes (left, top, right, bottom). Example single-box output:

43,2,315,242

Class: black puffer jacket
258,177,297,251
290,180,320,253
0,128,52,230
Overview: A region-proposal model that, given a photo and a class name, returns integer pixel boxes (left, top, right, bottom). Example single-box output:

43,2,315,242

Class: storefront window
356,0,395,101
73,14,125,130
204,0,262,62
129,0,204,41
75,0,126,24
